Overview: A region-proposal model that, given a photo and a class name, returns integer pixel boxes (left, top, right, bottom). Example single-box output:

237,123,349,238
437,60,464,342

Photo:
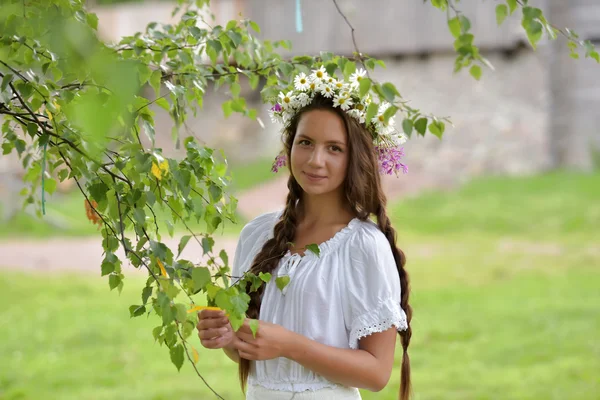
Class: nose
307,146,325,168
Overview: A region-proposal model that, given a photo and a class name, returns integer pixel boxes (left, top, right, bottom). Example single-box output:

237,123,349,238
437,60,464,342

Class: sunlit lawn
1,170,599,399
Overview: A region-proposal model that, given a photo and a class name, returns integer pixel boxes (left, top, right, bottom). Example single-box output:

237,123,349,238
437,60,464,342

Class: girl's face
290,109,349,196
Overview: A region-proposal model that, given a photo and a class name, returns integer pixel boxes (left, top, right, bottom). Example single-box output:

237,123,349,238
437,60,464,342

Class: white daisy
296,92,311,107
278,91,296,110
348,108,366,124
294,73,310,91
333,95,354,111
349,68,367,88
336,81,350,91
311,66,328,83
269,109,284,124
391,132,408,145
378,101,392,114
318,83,335,98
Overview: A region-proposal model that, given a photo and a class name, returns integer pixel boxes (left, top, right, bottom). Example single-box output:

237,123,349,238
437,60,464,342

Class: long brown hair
239,95,413,399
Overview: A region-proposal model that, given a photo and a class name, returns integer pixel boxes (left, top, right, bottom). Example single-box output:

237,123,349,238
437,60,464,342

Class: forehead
296,109,347,143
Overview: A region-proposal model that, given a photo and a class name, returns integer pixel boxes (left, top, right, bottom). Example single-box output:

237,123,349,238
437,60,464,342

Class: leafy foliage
0,0,595,395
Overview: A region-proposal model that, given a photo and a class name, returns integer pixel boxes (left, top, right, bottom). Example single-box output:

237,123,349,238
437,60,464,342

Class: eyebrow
297,134,346,146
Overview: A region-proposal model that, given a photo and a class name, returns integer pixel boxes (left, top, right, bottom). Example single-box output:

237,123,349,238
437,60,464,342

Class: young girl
197,68,412,400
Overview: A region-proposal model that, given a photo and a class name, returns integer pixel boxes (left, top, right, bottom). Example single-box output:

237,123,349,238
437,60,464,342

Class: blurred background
1,0,598,399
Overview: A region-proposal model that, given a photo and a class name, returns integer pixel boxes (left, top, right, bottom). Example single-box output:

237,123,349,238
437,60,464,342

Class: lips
304,172,326,181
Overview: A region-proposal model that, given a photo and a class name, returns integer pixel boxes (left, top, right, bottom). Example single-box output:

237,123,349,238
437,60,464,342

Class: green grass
1,247,598,400
389,170,600,239
227,156,279,192
1,170,599,399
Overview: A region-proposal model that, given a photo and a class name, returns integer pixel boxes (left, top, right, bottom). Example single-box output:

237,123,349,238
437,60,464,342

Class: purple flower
271,103,282,112
375,146,408,175
271,153,287,173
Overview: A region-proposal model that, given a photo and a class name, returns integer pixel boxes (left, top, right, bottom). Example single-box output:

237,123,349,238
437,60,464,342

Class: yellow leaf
157,259,168,277
159,160,169,173
151,162,162,180
192,347,199,364
187,305,221,314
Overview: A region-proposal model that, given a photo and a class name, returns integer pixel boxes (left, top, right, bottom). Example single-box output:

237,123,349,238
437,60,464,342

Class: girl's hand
233,319,296,361
196,309,234,349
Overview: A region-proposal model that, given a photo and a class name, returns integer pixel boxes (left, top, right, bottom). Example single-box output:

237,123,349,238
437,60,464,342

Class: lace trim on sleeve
348,298,408,350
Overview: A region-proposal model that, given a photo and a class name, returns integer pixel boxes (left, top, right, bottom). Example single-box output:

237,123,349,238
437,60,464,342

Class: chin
297,178,342,196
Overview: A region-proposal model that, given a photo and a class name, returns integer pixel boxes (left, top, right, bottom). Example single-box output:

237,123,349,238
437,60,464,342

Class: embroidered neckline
282,216,361,259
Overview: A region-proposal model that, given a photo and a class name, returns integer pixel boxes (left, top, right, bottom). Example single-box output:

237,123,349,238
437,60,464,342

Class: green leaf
178,235,192,257
343,61,356,79
230,82,241,97
150,70,162,96
129,305,146,318
27,123,38,137
414,117,428,135
358,78,372,98
44,178,57,195
278,62,294,77
192,267,211,291
142,286,153,304
201,236,214,254
249,20,261,33
175,303,187,323
275,275,290,292
365,103,378,126
496,4,508,25
402,119,413,136
383,105,398,123
170,343,184,371
381,82,400,103
249,319,259,338
448,17,461,38
221,100,232,118
166,220,174,237
108,274,122,291
219,249,228,266
305,244,320,257
460,15,471,33
1,74,14,91
258,272,272,283
507,0,517,14
152,326,163,341
86,12,99,30
470,65,482,80
428,120,445,138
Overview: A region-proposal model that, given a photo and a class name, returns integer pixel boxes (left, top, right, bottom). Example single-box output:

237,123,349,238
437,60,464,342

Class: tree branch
332,0,370,79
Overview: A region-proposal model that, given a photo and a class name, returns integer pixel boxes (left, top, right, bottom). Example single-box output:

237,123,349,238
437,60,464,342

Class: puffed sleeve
231,210,282,279
342,224,408,349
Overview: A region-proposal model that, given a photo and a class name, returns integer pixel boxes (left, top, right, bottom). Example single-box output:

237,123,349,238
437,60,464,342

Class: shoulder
348,218,392,256
238,209,283,242
345,218,397,274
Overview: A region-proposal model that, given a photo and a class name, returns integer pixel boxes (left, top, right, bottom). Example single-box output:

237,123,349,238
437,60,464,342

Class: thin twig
176,328,225,400
332,0,370,79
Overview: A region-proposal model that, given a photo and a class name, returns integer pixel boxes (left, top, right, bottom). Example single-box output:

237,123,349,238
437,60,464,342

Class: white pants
246,384,362,400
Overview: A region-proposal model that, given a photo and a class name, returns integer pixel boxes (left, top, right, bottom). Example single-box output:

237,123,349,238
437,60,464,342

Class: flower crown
268,66,408,176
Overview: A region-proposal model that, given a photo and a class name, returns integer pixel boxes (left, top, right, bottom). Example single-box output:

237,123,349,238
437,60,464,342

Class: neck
298,190,354,226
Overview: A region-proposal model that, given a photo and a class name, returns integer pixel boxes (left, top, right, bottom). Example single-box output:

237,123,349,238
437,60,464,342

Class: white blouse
231,210,408,392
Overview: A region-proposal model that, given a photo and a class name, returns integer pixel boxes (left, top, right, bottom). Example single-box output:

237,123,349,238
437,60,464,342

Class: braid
376,202,412,400
238,176,303,392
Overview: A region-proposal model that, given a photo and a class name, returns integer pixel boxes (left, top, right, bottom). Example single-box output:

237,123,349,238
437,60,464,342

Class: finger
236,330,256,343
198,309,226,319
200,336,228,349
196,317,229,331
238,351,256,361
198,326,230,340
234,337,258,353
